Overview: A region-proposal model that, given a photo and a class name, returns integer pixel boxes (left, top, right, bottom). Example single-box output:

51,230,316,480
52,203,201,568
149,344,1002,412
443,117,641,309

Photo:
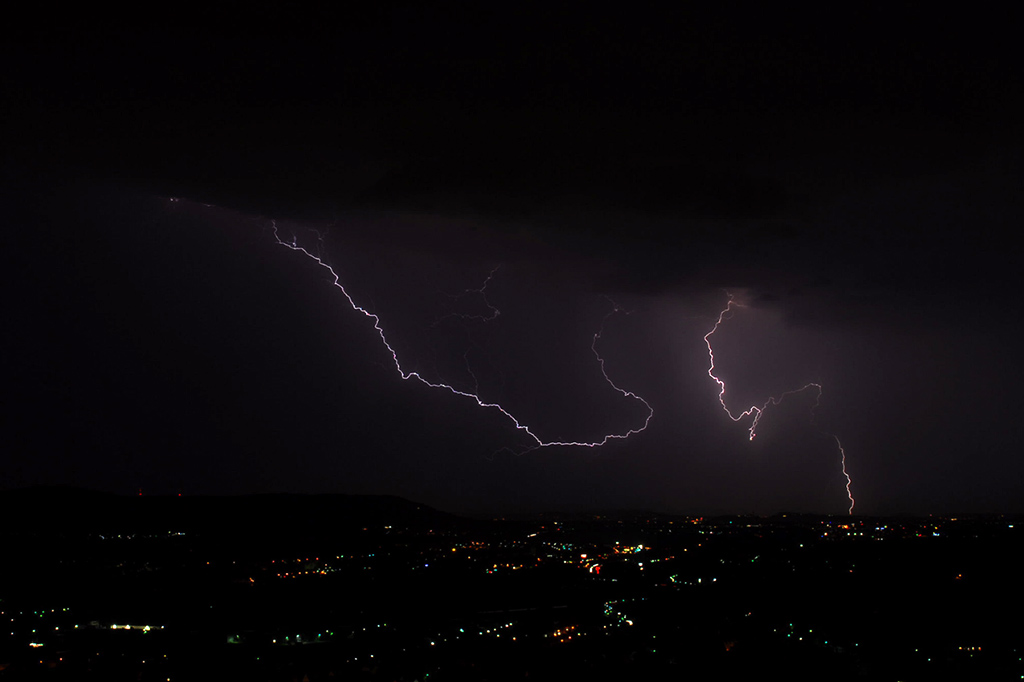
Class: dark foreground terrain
0,488,1020,681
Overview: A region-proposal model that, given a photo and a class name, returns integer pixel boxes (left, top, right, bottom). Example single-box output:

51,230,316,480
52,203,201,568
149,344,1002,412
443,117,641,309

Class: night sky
4,7,1022,515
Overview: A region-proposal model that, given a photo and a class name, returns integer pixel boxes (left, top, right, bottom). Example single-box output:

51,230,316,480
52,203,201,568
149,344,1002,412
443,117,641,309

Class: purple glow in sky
4,8,1022,514
270,219,654,454
705,293,855,513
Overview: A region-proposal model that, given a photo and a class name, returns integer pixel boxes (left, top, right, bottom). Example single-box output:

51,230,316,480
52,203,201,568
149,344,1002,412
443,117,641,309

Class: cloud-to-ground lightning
270,222,653,453
834,436,855,515
704,293,855,514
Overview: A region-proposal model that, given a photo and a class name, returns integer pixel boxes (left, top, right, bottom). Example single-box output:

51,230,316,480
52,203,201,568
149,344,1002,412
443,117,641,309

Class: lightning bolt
270,222,653,452
835,436,855,515
704,293,855,514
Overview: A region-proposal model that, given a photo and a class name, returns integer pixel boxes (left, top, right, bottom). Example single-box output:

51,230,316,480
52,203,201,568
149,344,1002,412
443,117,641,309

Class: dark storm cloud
298,118,1018,336
4,7,1023,513
6,8,1018,315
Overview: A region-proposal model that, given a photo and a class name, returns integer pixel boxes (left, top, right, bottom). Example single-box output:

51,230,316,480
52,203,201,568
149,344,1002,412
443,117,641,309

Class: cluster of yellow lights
486,562,531,574
547,625,582,643
110,624,163,632
276,570,330,578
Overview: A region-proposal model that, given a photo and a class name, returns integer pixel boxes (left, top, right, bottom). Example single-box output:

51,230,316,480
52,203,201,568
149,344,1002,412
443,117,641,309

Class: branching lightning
433,266,502,326
270,222,653,452
705,293,855,514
